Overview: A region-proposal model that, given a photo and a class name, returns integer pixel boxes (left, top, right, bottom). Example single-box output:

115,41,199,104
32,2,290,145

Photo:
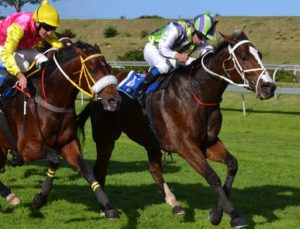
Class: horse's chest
199,109,222,143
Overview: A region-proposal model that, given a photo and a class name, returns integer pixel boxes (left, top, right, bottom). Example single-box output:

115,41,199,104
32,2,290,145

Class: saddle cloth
118,70,162,99
0,65,17,98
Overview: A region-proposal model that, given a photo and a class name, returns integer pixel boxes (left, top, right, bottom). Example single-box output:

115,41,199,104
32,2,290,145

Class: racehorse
77,32,276,227
0,41,121,219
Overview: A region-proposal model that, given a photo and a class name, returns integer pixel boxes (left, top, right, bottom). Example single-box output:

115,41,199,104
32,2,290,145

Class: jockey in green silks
135,12,218,103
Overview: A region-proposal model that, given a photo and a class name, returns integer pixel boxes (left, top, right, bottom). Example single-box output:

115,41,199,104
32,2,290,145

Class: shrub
104,26,118,38
140,30,148,38
138,15,164,19
59,28,76,38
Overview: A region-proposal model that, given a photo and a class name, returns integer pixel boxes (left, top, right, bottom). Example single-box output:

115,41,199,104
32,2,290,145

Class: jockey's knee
156,63,170,75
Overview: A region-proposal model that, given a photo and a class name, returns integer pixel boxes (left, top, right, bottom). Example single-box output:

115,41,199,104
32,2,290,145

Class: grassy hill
59,16,300,64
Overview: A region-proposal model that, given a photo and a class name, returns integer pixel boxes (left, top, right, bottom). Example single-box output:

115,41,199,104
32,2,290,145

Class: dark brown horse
0,41,121,219
77,32,276,227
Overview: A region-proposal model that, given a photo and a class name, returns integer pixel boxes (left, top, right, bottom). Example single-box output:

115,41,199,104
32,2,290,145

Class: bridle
201,40,268,93
53,52,117,99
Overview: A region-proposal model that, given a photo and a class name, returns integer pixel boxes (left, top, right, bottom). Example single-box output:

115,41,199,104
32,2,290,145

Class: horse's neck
192,54,229,102
34,64,78,108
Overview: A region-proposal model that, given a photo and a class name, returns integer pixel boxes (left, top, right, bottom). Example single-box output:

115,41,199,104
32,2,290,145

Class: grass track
0,92,299,228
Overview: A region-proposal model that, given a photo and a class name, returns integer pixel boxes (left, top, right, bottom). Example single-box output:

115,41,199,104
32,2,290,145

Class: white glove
200,45,214,57
35,53,49,68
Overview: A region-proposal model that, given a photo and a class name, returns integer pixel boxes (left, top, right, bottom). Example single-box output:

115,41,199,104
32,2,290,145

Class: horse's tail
77,102,91,144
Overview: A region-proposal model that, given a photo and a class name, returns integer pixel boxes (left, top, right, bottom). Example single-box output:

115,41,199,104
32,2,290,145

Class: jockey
0,0,62,166
0,0,62,91
135,12,218,102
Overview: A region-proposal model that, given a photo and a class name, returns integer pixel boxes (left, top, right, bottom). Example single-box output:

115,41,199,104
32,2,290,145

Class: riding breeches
0,46,48,72
143,42,195,74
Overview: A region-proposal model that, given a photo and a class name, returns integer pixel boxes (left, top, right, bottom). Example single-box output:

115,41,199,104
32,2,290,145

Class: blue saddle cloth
0,65,17,98
118,70,162,99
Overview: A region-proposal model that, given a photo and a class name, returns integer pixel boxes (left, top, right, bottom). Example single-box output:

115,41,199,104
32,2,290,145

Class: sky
0,0,300,19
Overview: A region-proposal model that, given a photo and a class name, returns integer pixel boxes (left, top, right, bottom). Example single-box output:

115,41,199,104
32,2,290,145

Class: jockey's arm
0,23,23,76
196,41,214,57
158,23,179,59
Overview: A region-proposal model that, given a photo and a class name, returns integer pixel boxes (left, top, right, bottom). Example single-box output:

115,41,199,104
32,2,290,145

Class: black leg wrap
44,144,60,168
0,180,11,198
41,174,54,195
227,156,238,176
215,187,235,214
207,171,222,189
93,183,110,207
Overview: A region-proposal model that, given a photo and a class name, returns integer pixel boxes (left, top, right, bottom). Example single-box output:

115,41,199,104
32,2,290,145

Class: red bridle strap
189,73,219,107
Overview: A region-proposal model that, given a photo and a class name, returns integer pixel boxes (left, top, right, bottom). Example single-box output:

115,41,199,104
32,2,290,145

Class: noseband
201,40,267,92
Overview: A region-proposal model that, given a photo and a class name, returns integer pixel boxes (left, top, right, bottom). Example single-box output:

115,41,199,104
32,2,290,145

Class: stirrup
137,93,146,106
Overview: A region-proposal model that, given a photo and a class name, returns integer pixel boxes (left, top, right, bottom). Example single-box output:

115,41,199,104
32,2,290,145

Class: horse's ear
219,32,234,45
240,31,249,40
94,43,102,53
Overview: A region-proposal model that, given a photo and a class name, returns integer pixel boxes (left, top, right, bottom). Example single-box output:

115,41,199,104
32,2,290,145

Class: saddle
118,70,175,100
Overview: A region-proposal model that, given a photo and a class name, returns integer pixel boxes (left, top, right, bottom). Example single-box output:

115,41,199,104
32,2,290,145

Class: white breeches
143,42,195,74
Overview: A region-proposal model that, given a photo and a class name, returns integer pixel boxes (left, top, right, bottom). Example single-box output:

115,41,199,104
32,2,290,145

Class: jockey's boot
0,109,24,166
135,72,156,106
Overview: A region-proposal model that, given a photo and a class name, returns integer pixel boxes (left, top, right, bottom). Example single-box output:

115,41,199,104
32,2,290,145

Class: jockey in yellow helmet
0,0,62,90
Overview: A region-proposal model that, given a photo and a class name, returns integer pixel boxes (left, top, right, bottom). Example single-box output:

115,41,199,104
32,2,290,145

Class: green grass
0,93,300,228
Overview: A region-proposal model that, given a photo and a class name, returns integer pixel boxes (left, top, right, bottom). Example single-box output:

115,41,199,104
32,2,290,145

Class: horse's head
216,32,276,99
53,41,121,111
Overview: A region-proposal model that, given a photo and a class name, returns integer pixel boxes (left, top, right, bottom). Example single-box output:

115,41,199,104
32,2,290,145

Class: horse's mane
44,40,100,73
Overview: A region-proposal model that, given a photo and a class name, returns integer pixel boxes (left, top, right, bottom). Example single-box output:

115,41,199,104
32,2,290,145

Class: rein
53,53,103,98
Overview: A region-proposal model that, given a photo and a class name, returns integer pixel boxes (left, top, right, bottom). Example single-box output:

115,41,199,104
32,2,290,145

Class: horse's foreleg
94,140,115,188
0,148,20,206
32,144,60,209
0,180,20,206
206,140,239,225
60,140,119,220
177,141,247,228
146,148,185,215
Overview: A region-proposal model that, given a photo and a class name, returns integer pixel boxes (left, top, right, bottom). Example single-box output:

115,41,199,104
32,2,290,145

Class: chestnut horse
0,41,121,219
77,32,276,227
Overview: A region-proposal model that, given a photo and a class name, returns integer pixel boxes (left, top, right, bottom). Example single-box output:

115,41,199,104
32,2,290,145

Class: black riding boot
135,73,156,106
0,110,23,166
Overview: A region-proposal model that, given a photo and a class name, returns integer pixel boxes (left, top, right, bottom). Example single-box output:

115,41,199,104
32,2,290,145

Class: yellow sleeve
0,23,24,76
44,32,63,49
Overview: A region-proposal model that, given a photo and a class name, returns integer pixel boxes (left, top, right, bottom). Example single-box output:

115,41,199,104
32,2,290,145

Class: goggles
40,22,56,32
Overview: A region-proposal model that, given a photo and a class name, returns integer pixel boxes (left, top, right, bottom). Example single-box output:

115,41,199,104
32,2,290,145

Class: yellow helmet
32,0,60,27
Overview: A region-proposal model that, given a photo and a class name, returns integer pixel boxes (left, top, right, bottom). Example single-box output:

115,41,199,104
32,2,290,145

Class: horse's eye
89,67,96,74
241,53,248,61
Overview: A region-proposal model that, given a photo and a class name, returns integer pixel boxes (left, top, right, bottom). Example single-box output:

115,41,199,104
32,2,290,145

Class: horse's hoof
6,193,21,206
104,208,120,220
7,152,24,167
32,193,47,209
230,216,249,228
172,205,185,215
208,208,223,225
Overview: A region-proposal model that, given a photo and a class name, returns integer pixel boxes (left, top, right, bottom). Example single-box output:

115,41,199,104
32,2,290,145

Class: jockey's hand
175,53,189,63
16,72,27,90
